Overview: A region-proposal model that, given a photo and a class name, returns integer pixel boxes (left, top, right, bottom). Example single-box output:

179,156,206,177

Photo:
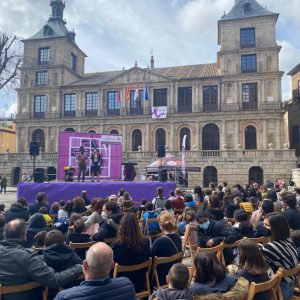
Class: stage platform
17,181,176,205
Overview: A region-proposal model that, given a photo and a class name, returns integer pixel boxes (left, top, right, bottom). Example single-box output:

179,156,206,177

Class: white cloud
0,0,299,115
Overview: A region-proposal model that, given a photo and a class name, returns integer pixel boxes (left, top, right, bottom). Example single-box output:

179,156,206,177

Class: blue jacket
54,277,137,300
143,211,160,235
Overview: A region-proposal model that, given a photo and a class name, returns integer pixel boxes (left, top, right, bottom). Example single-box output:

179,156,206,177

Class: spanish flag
125,84,130,100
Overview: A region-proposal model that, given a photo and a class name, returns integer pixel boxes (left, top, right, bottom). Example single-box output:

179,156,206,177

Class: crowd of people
0,181,300,300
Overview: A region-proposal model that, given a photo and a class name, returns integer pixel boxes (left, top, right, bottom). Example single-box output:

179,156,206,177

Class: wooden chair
144,218,162,241
69,241,96,249
247,236,267,245
188,243,224,285
182,226,198,258
113,259,152,299
152,251,184,289
247,273,282,300
277,264,300,300
0,282,48,300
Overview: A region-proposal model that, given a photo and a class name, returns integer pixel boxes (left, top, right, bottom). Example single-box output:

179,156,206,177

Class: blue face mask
199,220,210,230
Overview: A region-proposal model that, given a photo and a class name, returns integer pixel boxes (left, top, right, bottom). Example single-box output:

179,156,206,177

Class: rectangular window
34,95,46,118
85,92,98,116
241,54,257,73
242,83,258,110
64,93,77,117
153,88,167,106
36,71,48,86
107,91,120,115
38,47,50,64
292,126,300,145
130,90,143,115
240,27,255,48
71,53,77,71
178,87,192,113
203,85,218,112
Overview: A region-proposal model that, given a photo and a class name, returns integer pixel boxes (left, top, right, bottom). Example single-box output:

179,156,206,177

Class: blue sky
0,0,299,116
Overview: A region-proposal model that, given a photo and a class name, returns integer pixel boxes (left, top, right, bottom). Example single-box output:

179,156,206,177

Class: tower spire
49,0,65,22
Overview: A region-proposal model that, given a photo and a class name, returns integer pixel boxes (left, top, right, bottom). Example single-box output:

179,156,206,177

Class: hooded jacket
92,212,123,241
26,213,50,247
43,243,82,272
4,203,30,222
150,288,193,300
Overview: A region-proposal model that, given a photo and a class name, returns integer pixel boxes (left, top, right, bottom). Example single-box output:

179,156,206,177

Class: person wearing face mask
253,200,274,238
196,211,235,265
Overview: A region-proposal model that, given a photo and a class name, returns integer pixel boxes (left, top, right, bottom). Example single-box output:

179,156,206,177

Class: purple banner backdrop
17,181,177,205
58,132,122,180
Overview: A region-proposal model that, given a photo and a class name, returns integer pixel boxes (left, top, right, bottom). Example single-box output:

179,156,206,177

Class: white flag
182,134,187,176
134,84,139,101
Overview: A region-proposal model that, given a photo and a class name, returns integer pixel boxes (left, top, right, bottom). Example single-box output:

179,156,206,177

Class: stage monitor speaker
34,168,45,183
158,168,168,182
157,145,165,158
29,141,40,156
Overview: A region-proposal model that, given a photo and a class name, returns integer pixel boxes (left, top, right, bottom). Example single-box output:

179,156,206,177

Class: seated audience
282,193,300,230
117,188,126,205
92,202,122,241
43,230,82,272
206,195,224,221
172,188,185,212
39,206,53,226
143,202,160,235
226,196,241,218
0,214,5,240
237,239,270,300
18,197,28,208
253,200,274,237
168,191,177,202
111,213,150,293
229,209,254,240
184,193,197,208
164,199,174,214
121,192,134,210
33,230,48,249
29,192,50,215
49,202,60,221
193,185,204,210
0,219,82,300
58,200,73,220
83,199,103,233
291,230,300,259
151,212,182,286
177,207,194,236
149,263,193,300
80,190,90,206
4,202,30,223
152,186,166,213
26,213,50,247
262,213,299,300
182,210,198,247
239,198,254,214
67,219,91,259
191,252,236,295
54,242,136,300
267,190,283,213
72,197,87,214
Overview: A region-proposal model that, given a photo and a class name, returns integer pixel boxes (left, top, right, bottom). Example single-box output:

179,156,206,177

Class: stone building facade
0,120,16,153
14,0,296,187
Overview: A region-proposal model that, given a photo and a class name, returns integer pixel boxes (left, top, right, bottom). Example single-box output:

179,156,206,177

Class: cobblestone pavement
0,187,17,208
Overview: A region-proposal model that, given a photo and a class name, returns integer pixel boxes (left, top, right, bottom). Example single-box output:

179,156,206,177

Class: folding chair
277,264,300,300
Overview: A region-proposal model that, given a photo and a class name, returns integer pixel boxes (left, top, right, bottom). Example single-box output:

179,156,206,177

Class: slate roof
287,63,300,76
221,0,278,21
27,19,70,40
69,63,218,86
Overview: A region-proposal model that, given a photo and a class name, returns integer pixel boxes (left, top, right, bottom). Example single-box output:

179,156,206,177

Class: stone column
122,124,127,151
221,120,226,150
275,119,281,149
262,119,267,150
145,123,150,151
170,122,175,151
199,85,203,112
100,88,105,116
234,120,240,149
195,122,200,150
194,83,199,112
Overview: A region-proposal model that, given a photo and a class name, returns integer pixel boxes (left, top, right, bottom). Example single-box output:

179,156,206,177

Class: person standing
77,146,87,182
90,148,102,182
0,177,7,194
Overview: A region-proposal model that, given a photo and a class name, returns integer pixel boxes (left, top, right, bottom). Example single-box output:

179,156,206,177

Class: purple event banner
17,181,177,205
58,132,122,181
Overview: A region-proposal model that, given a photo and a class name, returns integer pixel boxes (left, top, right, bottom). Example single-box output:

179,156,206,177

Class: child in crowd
149,263,193,300
139,198,148,213
38,207,53,226
230,209,254,240
49,202,60,221
164,200,174,215
33,231,48,252
143,202,160,235
152,187,166,213
184,194,197,208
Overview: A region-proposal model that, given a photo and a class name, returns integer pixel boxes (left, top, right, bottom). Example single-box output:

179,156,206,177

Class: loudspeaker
29,141,39,156
157,145,165,158
34,168,45,183
158,168,168,182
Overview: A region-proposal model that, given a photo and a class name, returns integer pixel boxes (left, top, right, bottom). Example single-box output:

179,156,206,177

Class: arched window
155,128,166,151
132,129,142,151
202,124,219,150
180,127,191,150
203,166,218,188
249,166,263,186
32,129,45,151
245,125,257,149
88,130,96,134
65,128,76,132
110,129,119,135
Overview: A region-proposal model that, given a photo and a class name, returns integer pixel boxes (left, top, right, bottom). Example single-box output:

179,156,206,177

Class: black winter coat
4,203,30,222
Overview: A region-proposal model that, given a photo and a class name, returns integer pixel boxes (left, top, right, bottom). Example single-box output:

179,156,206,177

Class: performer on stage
77,146,88,182
90,148,102,182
